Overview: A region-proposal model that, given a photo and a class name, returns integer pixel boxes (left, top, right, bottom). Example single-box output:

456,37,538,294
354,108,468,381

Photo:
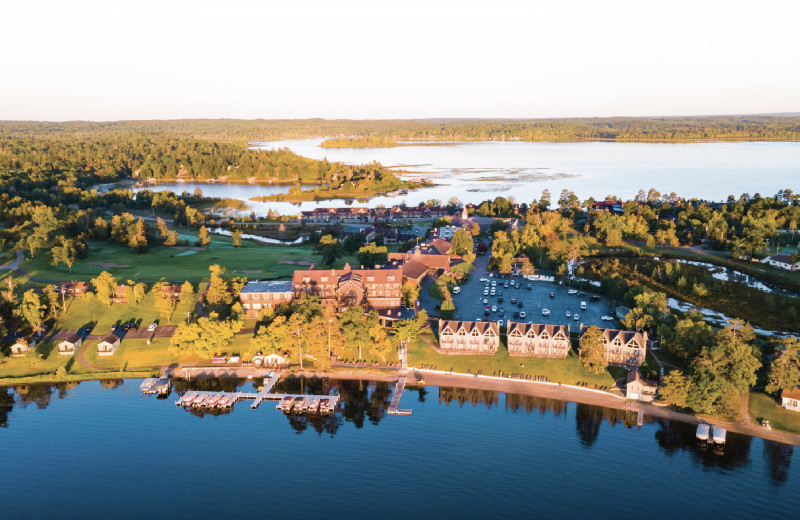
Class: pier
388,375,412,415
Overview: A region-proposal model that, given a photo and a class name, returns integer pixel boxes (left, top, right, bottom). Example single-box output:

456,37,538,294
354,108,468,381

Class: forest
2,115,800,142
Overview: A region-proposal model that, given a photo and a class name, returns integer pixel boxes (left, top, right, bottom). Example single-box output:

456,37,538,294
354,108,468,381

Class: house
592,200,625,214
111,285,129,304
626,370,658,402
437,320,500,355
161,284,183,301
581,326,647,367
432,225,460,240
97,334,121,356
506,322,570,358
415,238,453,256
781,386,800,412
388,249,452,285
10,337,36,357
239,280,295,319
58,334,83,356
762,254,800,271
263,352,289,367
292,266,402,311
57,281,89,296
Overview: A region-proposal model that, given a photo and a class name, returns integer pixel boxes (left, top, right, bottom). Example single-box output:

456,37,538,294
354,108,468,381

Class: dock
173,372,340,414
140,378,171,395
388,375,412,415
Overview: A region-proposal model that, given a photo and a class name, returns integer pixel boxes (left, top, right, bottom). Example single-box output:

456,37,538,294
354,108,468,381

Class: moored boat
319,398,332,414
278,396,295,411
178,392,197,406
696,424,710,442
713,427,727,445
307,397,321,413
207,394,222,407
293,397,308,412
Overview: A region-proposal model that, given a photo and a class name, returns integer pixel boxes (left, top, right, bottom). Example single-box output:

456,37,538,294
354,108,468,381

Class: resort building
762,254,800,271
10,337,36,357
97,334,121,356
239,280,295,319
506,322,570,358
415,238,453,256
388,249,452,285
58,334,83,356
781,386,800,412
57,281,89,296
625,370,659,402
437,320,500,355
581,326,647,367
292,266,402,311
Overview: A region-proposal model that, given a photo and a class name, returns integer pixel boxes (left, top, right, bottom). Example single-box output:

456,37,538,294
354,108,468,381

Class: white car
479,278,488,282
453,286,461,294
568,289,578,295
498,319,504,326
147,322,157,332
491,281,497,287
566,311,571,317
574,314,580,321
541,309,550,316
491,305,497,312
519,311,526,319
601,315,615,321
483,290,489,296
483,298,489,304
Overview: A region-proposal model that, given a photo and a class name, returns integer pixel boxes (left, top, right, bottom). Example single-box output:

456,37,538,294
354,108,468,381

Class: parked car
568,289,578,295
498,319,504,326
541,308,550,316
513,311,519,319
601,315,615,321
498,309,505,316
566,311,571,317
527,284,532,291
511,298,517,304
453,286,461,294
498,297,503,303
581,301,587,310
589,295,600,302
491,305,497,312
574,314,580,321
484,310,491,316
147,322,157,332
515,283,521,289
491,281,497,286
578,292,586,297
483,290,489,296
503,283,509,289
517,302,523,308
519,311,526,319
483,298,488,304
550,293,555,298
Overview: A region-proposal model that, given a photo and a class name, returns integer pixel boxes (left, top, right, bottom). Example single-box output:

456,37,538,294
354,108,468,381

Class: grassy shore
749,391,800,435
405,332,623,388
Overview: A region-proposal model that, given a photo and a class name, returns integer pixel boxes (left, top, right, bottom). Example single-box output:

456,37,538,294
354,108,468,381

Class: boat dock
140,378,171,395
174,371,340,414
388,375,412,415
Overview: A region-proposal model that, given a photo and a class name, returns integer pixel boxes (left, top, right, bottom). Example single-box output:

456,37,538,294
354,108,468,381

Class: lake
1,378,798,519
134,139,800,217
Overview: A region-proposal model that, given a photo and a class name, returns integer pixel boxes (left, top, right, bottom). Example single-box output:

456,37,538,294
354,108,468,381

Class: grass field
406,331,621,388
749,391,800,435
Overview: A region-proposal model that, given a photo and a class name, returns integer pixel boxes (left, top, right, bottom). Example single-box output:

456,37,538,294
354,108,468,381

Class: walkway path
195,282,210,317
0,250,24,271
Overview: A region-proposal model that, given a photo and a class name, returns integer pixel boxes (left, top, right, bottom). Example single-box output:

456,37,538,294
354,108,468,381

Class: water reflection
574,403,650,447
438,387,499,408
506,393,568,417
654,419,753,472
764,440,793,486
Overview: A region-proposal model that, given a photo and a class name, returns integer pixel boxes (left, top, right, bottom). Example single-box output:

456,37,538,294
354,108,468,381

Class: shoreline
6,365,798,447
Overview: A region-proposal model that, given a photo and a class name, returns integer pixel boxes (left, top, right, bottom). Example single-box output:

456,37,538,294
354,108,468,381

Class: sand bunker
175,250,199,257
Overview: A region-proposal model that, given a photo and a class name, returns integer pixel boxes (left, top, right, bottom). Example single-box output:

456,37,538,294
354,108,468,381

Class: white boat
294,397,308,412
207,394,222,407
307,397,321,413
178,392,197,406
696,424,710,442
278,396,295,411
713,427,727,444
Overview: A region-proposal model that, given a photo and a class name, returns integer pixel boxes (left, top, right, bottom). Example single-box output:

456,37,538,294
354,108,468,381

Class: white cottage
58,334,83,356
97,334,121,357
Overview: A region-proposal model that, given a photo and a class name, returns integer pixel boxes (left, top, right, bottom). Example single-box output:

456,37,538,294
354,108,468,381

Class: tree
357,242,388,268
50,237,78,273
395,309,428,346
205,264,231,305
197,225,211,247
470,222,481,236
339,306,372,360
439,300,455,319
91,271,117,307
711,322,761,392
128,218,148,253
368,322,395,364
232,229,243,247
578,326,606,374
313,234,342,266
251,315,290,357
21,289,44,330
401,280,420,307
128,281,147,304
658,370,691,408
665,315,713,361
181,280,194,299
170,313,234,357
155,293,176,322
41,285,61,318
765,338,800,395
623,290,670,333
450,228,473,256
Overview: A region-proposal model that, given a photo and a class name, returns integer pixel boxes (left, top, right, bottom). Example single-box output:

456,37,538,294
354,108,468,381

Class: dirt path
195,282,210,317
74,339,104,371
0,250,24,271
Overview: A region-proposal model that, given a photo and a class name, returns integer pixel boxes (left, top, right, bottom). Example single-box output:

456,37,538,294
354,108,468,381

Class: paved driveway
445,261,614,329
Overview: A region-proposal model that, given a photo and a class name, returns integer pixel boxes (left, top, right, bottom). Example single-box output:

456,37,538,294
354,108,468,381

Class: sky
1,0,799,121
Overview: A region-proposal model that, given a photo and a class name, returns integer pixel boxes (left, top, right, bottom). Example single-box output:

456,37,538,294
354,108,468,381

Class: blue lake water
133,139,800,216
1,379,798,519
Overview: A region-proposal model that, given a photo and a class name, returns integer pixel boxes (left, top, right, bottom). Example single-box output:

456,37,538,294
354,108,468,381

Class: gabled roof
507,322,569,338
627,369,658,387
783,386,800,400
769,254,798,264
581,326,647,348
100,334,120,344
439,319,499,336
62,333,82,344
401,259,429,281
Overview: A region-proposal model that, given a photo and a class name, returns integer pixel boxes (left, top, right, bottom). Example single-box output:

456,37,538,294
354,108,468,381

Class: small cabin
781,386,800,412
626,370,658,402
11,337,36,357
263,353,289,367
58,334,83,356
97,334,121,356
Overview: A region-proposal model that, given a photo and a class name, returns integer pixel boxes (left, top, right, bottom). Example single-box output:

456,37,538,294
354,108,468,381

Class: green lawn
81,337,204,371
19,236,328,282
52,284,199,331
407,331,620,388
749,391,800,435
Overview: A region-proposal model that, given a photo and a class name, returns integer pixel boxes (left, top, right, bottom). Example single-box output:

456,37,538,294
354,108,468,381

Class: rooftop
240,280,295,294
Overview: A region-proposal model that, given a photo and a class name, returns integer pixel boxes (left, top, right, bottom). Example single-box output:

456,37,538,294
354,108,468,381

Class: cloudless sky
1,0,798,121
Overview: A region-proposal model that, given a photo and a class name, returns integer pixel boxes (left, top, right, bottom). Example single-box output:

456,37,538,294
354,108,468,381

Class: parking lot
447,257,615,329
